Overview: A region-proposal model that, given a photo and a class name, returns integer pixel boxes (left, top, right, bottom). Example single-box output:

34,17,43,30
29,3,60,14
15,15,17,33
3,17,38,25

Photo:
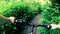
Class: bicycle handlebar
14,19,52,29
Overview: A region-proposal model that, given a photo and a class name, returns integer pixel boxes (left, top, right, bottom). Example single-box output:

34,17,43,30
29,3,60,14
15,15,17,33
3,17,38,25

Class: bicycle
14,19,52,34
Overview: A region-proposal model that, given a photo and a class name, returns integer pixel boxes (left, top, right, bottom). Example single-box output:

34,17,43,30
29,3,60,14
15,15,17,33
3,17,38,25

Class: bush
0,0,42,34
39,1,60,34
1,0,60,34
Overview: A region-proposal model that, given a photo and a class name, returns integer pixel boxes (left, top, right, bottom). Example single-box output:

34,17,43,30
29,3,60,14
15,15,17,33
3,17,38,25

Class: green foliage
1,0,42,23
0,0,42,34
39,1,60,34
0,0,60,34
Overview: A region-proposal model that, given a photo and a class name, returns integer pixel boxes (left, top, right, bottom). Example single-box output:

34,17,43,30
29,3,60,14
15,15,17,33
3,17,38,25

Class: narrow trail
22,14,41,34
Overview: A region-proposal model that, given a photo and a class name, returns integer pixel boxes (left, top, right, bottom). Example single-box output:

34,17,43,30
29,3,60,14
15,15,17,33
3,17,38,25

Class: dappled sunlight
34,0,51,6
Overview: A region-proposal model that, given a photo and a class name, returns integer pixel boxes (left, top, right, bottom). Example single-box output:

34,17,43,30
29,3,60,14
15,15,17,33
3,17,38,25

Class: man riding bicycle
0,14,60,29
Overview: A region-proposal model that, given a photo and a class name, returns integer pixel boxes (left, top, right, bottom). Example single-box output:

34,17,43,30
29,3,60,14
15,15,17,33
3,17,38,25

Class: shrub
0,0,42,34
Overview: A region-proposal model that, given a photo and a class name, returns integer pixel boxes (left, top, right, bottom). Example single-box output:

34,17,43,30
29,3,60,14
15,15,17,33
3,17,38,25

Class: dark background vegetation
0,0,60,34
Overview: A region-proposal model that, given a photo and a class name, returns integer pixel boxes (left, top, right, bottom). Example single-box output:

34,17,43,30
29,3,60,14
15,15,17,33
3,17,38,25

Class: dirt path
22,14,41,34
